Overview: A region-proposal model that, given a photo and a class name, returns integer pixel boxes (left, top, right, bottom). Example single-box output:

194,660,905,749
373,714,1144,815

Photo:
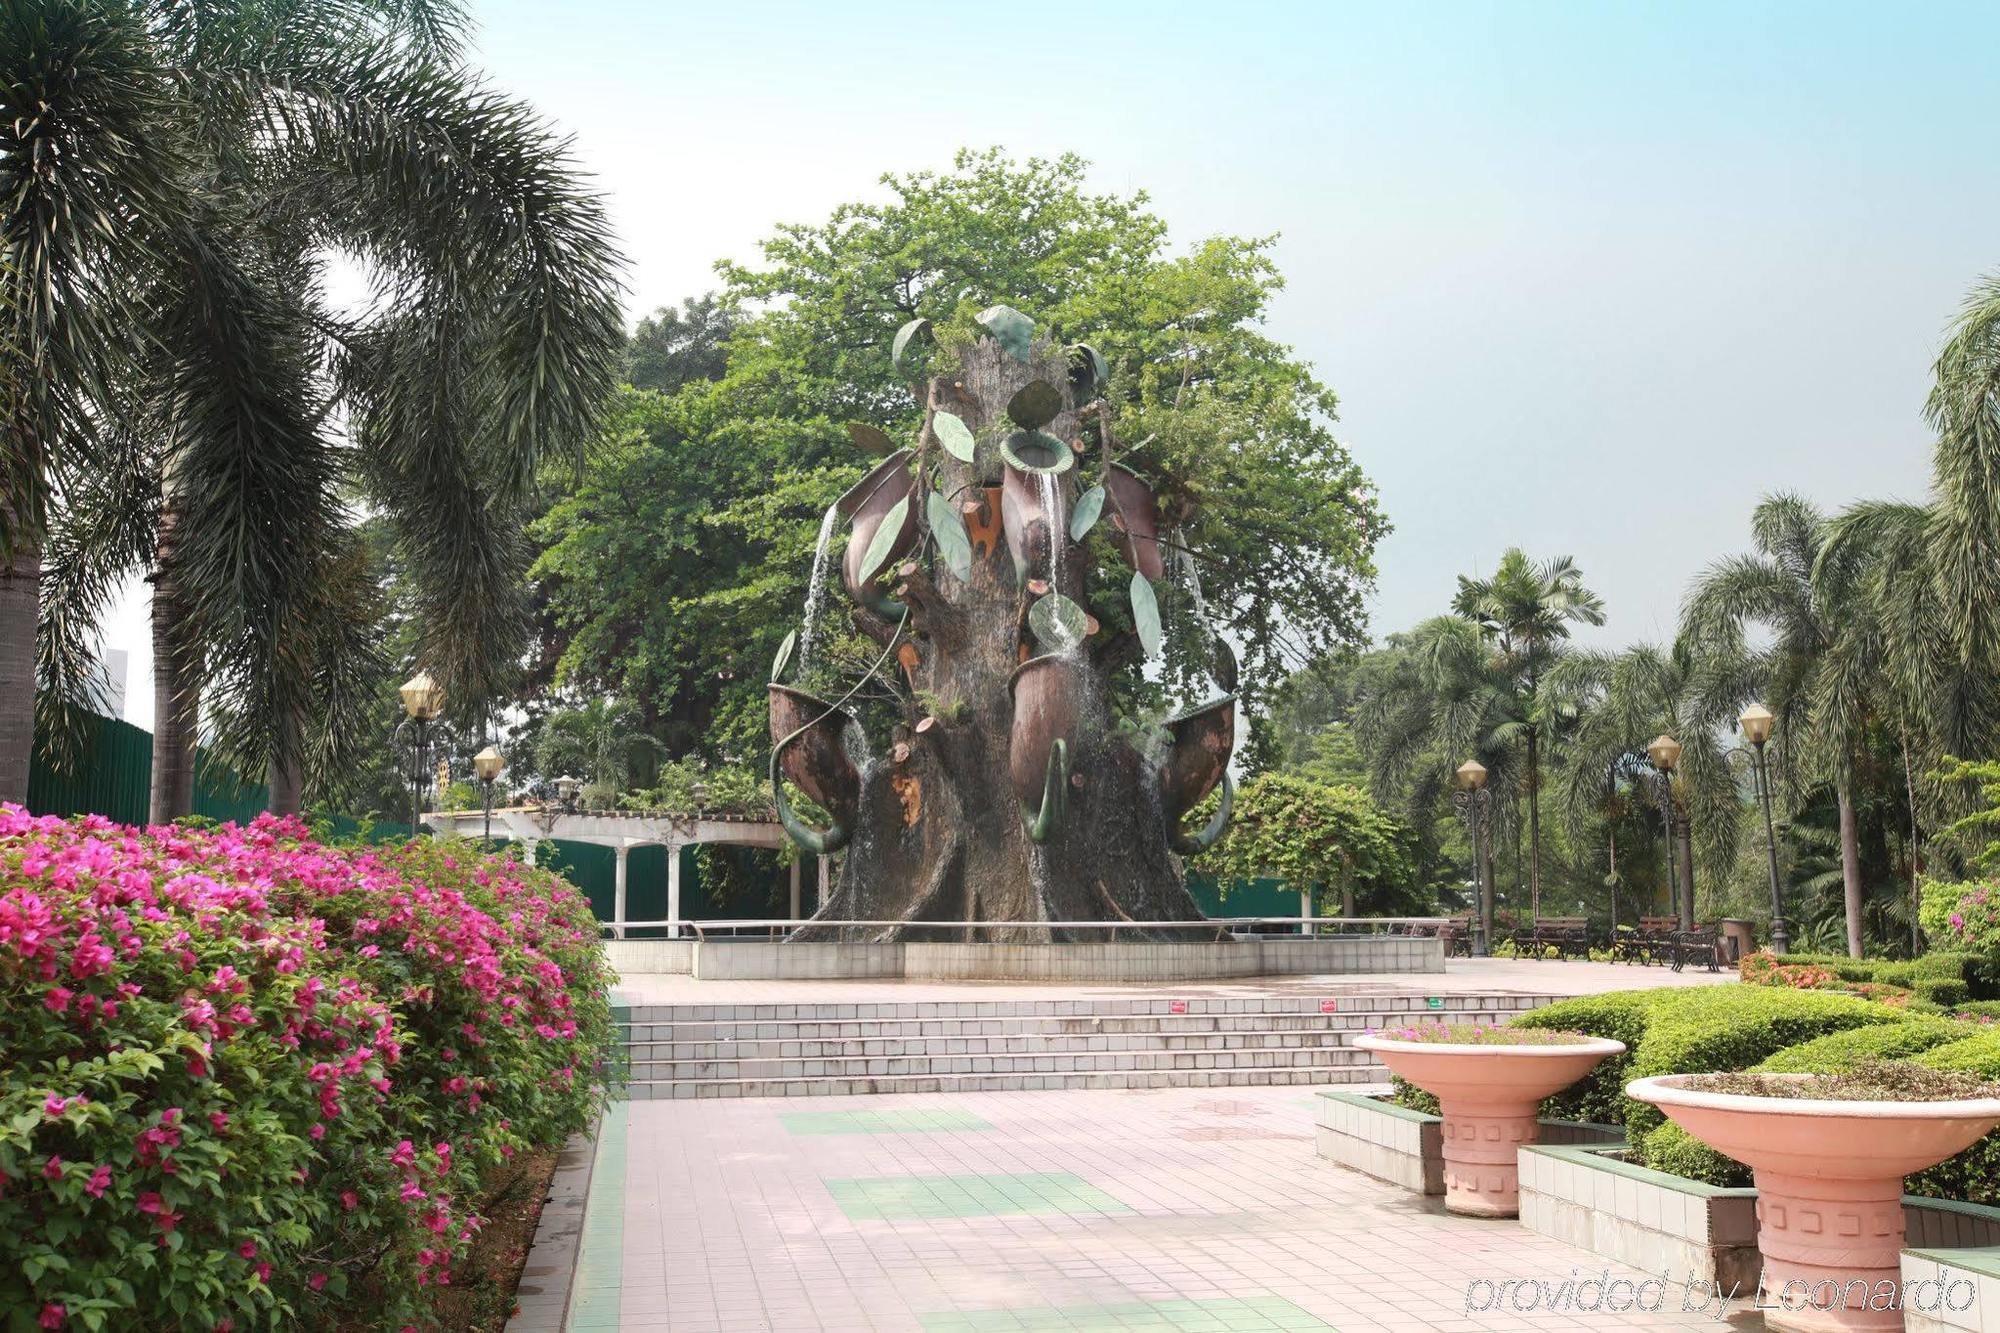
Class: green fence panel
27,711,269,825
1187,874,1298,919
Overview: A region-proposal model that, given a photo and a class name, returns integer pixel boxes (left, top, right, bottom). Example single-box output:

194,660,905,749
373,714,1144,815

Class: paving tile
784,1107,995,1135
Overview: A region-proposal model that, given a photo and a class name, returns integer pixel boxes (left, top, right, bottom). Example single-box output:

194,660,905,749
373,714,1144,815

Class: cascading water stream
797,502,840,677
1036,470,1082,654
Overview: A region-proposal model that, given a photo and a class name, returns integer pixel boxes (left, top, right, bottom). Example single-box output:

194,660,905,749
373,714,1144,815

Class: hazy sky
104,0,2000,727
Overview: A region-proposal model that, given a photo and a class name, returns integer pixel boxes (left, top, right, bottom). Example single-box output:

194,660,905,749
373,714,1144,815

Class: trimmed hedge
1753,1017,1979,1072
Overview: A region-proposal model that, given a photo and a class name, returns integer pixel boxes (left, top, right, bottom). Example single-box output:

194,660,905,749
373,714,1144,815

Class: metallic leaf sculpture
856,494,910,587
1130,572,1162,658
976,304,1037,363
847,422,894,456
1007,380,1063,430
1068,343,1108,400
892,317,931,375
1069,484,1105,541
770,628,797,683
927,490,973,579
933,409,977,463
1028,591,1088,652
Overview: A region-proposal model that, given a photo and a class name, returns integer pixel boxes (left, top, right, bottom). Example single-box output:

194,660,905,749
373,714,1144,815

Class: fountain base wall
603,935,1443,981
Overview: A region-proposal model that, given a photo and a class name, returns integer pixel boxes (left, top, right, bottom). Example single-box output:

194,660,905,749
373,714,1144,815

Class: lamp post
1740,702,1788,954
1452,758,1492,957
1646,733,1686,929
555,774,582,814
394,670,447,833
473,744,507,843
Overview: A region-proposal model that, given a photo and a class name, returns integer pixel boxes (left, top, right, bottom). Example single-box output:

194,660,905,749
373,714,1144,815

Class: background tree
532,697,663,808
7,0,622,818
1193,772,1421,916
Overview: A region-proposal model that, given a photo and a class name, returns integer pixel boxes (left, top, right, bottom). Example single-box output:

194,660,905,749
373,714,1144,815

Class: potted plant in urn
1354,1023,1627,1217
1629,1064,2000,1332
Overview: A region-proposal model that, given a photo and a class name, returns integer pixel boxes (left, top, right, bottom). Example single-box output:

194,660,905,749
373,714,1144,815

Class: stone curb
503,1114,603,1333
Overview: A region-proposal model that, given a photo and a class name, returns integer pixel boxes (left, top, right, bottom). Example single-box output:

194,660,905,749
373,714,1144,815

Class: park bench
1613,916,1684,967
1508,916,1592,960
1432,916,1476,957
1671,922,1725,973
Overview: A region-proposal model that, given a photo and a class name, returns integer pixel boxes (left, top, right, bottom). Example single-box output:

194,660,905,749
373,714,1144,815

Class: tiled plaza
565,1083,1750,1332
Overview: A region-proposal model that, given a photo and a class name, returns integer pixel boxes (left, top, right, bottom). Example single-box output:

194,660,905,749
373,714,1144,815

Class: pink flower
84,1165,111,1198
237,1241,257,1260
339,1190,359,1212
43,1095,70,1116
255,1263,271,1284
43,986,73,1014
38,1305,64,1330
41,1156,62,1181
209,1111,229,1132
307,1273,328,1292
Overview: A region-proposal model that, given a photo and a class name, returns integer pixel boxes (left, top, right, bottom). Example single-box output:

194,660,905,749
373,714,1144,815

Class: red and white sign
1168,999,1188,1015
1319,999,1339,1014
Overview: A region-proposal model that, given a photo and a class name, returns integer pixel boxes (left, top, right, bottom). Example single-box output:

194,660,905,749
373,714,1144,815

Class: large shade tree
2,0,622,816
530,149,1385,763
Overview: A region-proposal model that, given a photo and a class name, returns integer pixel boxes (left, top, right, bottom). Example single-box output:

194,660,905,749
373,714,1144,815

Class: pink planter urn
1629,1074,2000,1332
1353,1033,1626,1217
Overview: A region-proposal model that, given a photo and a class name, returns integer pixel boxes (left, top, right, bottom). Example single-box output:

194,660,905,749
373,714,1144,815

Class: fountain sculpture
770,306,1235,941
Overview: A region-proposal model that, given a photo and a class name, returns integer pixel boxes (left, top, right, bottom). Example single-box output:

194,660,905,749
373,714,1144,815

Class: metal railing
598,916,1451,942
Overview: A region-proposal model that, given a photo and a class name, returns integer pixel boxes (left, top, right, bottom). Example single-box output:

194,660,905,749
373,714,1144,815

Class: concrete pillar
1300,888,1313,936
612,843,629,940
667,844,683,938
520,836,539,868
817,855,831,912
789,858,802,922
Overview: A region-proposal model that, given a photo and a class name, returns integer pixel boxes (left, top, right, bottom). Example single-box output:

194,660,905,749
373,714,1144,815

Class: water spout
797,502,840,677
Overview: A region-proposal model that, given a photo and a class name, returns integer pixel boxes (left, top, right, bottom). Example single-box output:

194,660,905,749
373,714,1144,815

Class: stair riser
618,1008,1540,1043
616,998,1544,1024
622,1066,1387,1098
624,1031,1392,1058
624,1049,1383,1080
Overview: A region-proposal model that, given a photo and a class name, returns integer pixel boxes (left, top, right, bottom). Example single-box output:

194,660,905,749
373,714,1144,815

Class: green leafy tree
5,0,622,816
532,697,663,807
531,148,1385,761
1193,772,1421,915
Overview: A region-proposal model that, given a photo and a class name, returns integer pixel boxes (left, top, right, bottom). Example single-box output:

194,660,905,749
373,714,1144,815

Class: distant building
95,648,129,720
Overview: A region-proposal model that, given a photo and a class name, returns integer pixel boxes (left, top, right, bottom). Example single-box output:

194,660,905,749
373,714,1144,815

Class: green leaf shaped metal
1212,636,1239,694
891,317,931,375
856,494,910,588
847,422,894,456
1028,591,1089,652
999,429,1075,476
976,304,1037,363
770,629,797,683
1131,572,1162,658
926,490,973,580
1068,343,1108,400
1007,380,1063,430
1070,484,1105,541
932,410,977,463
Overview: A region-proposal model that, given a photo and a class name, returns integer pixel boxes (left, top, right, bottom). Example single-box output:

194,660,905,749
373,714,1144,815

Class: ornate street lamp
1739,702,1788,954
1452,758,1492,957
1646,733,1688,930
555,774,583,814
473,744,507,843
394,670,446,832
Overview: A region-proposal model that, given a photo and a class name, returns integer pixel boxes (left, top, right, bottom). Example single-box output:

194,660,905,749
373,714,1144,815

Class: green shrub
1621,987,1899,1138
1640,1121,1748,1187
1752,1017,1976,1072
1918,978,1972,1007
1949,1000,2000,1020
1507,990,1672,1126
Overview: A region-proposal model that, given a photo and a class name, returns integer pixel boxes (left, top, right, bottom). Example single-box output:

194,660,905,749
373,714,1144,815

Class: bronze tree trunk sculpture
772,308,1234,942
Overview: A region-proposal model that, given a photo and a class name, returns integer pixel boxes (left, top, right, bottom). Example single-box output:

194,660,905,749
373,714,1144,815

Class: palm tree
1930,274,2000,678
1682,494,1877,956
1542,642,1742,925
1451,549,1605,919
3,0,622,817
533,698,663,806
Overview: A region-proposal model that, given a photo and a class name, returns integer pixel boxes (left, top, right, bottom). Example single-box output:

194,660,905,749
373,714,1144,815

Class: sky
103,0,2000,727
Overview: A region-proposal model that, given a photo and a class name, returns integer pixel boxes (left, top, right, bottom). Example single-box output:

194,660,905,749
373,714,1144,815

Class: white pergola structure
420,806,830,936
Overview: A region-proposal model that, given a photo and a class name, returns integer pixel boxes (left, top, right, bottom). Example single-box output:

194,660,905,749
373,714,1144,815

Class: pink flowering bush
0,806,616,1330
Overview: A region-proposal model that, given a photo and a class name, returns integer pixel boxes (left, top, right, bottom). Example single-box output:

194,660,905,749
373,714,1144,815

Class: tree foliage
1194,772,1421,914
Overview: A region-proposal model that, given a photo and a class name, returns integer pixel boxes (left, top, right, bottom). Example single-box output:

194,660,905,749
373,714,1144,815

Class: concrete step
621,1064,1389,1099
617,1004,1544,1044
624,1029,1390,1059
624,1046,1384,1082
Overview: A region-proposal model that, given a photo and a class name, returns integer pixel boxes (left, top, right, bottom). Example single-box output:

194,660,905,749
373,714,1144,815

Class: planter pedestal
1753,1170,1909,1332
1354,1034,1626,1219
1438,1099,1543,1216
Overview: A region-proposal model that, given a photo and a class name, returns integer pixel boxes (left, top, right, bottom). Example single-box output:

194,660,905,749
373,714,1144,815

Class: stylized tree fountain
769,307,1235,941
